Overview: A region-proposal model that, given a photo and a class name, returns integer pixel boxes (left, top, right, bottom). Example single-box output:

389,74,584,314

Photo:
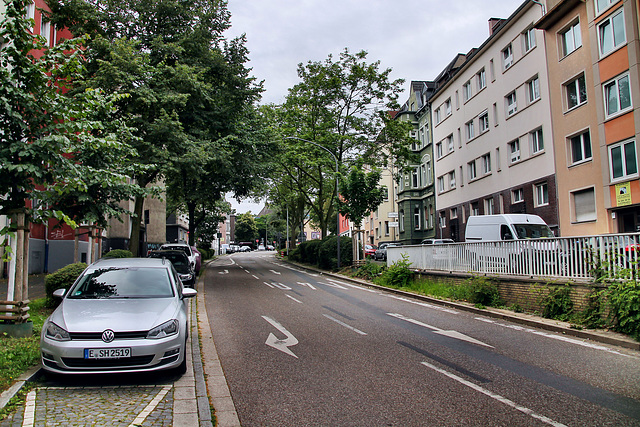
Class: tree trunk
188,202,196,247
129,195,145,257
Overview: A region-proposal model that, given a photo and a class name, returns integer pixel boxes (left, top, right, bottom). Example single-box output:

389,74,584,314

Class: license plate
84,348,131,359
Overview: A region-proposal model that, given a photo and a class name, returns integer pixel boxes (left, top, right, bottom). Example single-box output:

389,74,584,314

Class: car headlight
147,319,179,339
45,321,70,341
179,273,193,281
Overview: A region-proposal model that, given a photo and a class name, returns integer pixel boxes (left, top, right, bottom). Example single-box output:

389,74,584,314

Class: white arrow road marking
296,282,317,290
421,362,566,426
263,282,274,288
218,269,229,275
317,281,347,289
285,294,302,304
262,316,299,358
323,314,367,335
272,282,291,290
387,294,459,314
269,270,281,275
388,313,493,348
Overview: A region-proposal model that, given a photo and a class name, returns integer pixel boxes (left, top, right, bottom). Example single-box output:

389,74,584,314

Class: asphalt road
204,251,640,427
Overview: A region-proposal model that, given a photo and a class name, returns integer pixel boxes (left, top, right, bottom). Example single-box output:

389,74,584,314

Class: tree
46,0,269,253
339,164,385,261
234,213,258,243
273,49,407,239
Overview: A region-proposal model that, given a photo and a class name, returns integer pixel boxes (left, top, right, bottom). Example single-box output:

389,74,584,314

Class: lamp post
284,137,341,268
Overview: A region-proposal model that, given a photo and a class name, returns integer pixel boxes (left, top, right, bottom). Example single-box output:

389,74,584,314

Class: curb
281,258,640,351
0,366,41,412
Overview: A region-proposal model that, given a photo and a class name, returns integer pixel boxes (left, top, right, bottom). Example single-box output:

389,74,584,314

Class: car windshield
68,267,174,299
150,253,189,273
513,224,555,239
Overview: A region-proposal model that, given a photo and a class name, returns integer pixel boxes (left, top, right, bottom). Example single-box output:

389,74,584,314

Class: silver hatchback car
40,257,197,375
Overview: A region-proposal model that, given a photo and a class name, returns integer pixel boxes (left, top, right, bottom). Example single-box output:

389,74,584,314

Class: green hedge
318,236,352,270
45,262,87,308
103,249,133,258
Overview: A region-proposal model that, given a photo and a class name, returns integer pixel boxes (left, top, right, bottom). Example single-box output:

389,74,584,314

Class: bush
298,240,323,265
540,285,574,321
103,249,133,258
466,276,503,307
45,263,87,308
352,261,384,281
378,254,413,288
318,236,353,270
606,281,640,340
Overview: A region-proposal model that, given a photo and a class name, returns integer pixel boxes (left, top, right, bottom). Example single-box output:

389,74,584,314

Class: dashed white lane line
421,361,567,427
286,294,303,304
325,278,378,293
323,314,367,335
252,275,260,280
128,385,172,427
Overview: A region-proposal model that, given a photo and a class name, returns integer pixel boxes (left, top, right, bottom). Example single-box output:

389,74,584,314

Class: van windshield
513,224,554,239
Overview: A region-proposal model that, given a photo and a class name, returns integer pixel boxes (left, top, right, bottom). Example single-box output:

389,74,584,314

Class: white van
465,214,554,242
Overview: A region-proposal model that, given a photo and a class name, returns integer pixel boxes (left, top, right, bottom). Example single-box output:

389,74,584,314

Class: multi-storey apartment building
430,1,559,241
396,81,439,245
537,0,640,235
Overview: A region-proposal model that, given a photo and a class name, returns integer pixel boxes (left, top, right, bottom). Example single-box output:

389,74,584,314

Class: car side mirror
182,288,197,299
53,288,66,298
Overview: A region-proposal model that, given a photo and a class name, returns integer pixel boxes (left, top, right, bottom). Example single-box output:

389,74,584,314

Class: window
468,160,477,180
482,153,491,174
450,208,458,219
439,212,446,228
381,186,389,201
463,80,472,101
479,112,489,133
523,28,536,52
434,108,441,124
570,131,592,165
502,44,513,70
426,161,432,185
465,120,475,141
384,221,390,236
535,182,549,207
399,211,404,232
447,135,454,153
560,21,582,57
414,207,421,230
566,74,587,110
598,9,626,57
509,139,520,163
437,176,445,193
512,188,524,203
412,169,419,188
572,188,596,222
449,171,456,189
609,139,638,181
420,165,426,187
471,203,480,216
476,69,486,91
25,2,35,20
531,128,544,154
485,198,495,215
506,91,517,116
41,20,51,46
527,77,540,103
604,73,632,118
436,142,443,158
445,98,452,116
596,0,619,15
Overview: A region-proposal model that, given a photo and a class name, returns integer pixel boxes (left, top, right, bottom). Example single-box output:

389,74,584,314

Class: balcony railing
386,233,640,281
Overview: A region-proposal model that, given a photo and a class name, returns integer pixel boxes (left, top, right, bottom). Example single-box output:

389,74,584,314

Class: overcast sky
224,0,527,213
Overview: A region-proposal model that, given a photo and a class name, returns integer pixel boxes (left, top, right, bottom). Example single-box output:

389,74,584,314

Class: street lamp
284,136,341,268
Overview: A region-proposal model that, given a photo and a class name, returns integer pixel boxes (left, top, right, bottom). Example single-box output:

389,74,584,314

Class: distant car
421,239,455,245
364,244,377,258
373,242,400,261
258,245,265,251
191,246,201,273
160,243,196,271
266,245,275,251
148,250,195,288
40,257,197,375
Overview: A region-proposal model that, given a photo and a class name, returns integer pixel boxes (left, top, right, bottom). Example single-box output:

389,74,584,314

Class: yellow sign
615,182,632,206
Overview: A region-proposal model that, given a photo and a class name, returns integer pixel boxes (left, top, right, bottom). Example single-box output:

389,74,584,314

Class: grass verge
0,298,51,393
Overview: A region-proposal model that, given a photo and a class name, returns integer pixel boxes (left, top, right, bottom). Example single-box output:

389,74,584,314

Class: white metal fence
386,233,640,281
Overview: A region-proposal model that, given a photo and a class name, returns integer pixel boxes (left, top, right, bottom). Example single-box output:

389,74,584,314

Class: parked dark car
148,250,195,288
373,242,400,261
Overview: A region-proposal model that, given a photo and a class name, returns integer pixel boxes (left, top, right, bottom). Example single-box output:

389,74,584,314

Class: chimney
488,18,506,35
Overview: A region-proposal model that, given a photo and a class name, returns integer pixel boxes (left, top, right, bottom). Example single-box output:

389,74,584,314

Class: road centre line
252,275,260,280
420,361,567,427
476,318,634,357
323,314,367,335
286,294,303,304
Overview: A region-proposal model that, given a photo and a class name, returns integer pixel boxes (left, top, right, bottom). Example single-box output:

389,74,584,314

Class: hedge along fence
289,236,353,271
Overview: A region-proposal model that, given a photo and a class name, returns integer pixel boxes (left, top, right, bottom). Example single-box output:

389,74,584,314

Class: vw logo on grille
101,329,115,343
